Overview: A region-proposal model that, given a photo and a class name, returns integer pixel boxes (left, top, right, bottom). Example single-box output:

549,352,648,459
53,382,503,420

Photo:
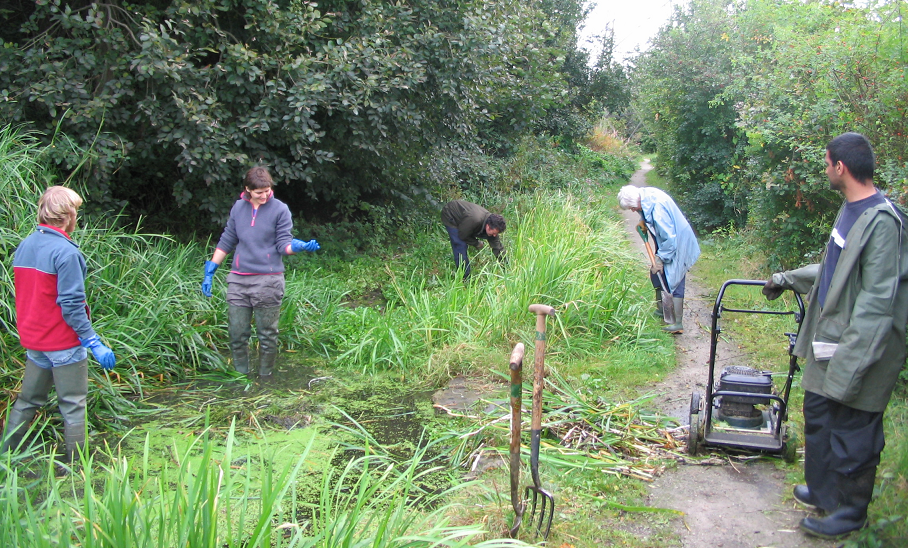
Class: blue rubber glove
291,239,320,253
80,335,116,370
201,260,219,297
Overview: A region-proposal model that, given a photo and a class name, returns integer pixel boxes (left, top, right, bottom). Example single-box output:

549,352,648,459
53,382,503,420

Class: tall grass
2,122,654,426
315,191,654,376
0,419,308,547
0,421,532,548
0,125,230,425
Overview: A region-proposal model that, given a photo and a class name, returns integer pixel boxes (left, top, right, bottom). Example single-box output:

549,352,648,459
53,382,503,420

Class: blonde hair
37,186,83,227
617,185,641,209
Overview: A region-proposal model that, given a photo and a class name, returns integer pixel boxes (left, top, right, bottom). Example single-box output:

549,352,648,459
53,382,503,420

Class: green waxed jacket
774,200,908,412
440,200,505,258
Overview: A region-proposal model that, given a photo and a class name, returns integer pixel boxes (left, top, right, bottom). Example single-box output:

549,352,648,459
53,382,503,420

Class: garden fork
524,304,556,540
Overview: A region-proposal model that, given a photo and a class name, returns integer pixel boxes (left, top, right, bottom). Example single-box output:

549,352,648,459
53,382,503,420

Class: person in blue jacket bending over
618,185,701,333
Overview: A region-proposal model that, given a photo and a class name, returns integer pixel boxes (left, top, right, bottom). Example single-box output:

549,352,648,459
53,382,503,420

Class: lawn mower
687,279,805,462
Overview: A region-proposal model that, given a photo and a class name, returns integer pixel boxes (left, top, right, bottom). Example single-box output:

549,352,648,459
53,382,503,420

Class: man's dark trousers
445,225,471,280
803,390,885,512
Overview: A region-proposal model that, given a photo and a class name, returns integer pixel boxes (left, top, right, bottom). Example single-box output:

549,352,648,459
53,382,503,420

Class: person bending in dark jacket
762,133,908,540
3,186,116,464
201,166,319,378
441,200,506,281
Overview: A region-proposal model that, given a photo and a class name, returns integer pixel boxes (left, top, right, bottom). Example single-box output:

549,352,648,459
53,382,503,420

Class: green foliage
293,188,654,376
0,420,534,547
0,0,617,230
726,0,908,268
632,0,749,232
634,0,908,268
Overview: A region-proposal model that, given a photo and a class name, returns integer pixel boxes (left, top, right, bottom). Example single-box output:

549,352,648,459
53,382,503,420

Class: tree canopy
633,0,907,267
1,0,625,228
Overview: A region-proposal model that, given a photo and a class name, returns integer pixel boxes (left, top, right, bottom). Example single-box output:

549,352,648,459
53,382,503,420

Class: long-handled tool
507,342,526,539
636,221,676,324
525,304,556,540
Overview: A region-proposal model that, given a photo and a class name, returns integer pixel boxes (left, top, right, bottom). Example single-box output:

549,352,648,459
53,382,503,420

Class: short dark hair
827,132,875,183
244,165,273,190
487,213,506,233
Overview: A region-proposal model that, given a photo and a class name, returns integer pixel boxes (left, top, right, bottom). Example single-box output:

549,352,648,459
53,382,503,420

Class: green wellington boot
1,360,53,454
53,359,88,467
228,305,253,375
653,289,666,321
255,306,281,378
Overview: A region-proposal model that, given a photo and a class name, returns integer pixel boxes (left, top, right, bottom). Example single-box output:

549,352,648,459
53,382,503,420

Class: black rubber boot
52,359,88,466
255,306,281,377
228,305,253,374
1,360,54,454
800,468,876,539
793,485,821,510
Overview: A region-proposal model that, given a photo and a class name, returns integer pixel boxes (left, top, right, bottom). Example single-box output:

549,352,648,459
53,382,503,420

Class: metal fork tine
525,485,555,539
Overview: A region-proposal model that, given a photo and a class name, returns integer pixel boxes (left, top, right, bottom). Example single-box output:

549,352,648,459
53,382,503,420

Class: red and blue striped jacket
13,225,97,351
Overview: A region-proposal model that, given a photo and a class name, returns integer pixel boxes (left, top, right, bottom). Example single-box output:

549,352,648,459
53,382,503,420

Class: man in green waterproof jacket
441,200,506,281
762,132,908,540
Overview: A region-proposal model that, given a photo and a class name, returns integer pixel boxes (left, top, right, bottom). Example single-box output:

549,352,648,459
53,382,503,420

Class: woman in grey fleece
200,166,319,378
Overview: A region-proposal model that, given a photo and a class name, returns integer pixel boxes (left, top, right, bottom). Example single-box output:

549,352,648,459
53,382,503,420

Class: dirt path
621,160,837,548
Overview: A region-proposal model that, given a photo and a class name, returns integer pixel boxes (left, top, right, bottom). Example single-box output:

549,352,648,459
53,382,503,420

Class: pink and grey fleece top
215,191,294,275
13,225,96,351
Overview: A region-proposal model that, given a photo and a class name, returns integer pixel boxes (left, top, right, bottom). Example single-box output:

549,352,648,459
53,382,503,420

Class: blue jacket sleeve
56,251,97,341
276,205,294,255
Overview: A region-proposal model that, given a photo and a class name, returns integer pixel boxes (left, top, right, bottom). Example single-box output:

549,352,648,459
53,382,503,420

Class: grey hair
617,185,641,209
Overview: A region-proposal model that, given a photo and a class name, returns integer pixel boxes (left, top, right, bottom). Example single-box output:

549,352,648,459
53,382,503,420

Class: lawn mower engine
715,366,773,429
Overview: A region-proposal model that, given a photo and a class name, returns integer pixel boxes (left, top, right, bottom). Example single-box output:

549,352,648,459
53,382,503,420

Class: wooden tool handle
529,304,556,316
508,343,525,518
528,305,556,431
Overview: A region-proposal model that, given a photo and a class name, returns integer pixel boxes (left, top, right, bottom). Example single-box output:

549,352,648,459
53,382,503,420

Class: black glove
762,277,784,301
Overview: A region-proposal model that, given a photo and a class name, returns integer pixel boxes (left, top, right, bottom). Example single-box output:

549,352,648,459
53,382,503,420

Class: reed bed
2,123,652,426
325,191,654,375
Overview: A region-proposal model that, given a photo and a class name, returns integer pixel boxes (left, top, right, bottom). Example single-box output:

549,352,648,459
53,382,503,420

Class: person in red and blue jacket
2,186,116,464
200,166,319,378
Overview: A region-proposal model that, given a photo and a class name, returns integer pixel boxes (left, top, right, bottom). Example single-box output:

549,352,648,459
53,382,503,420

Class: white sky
578,0,682,64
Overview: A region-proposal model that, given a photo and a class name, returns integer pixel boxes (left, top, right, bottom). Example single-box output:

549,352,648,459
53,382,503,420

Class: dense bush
633,0,908,268
0,0,626,233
